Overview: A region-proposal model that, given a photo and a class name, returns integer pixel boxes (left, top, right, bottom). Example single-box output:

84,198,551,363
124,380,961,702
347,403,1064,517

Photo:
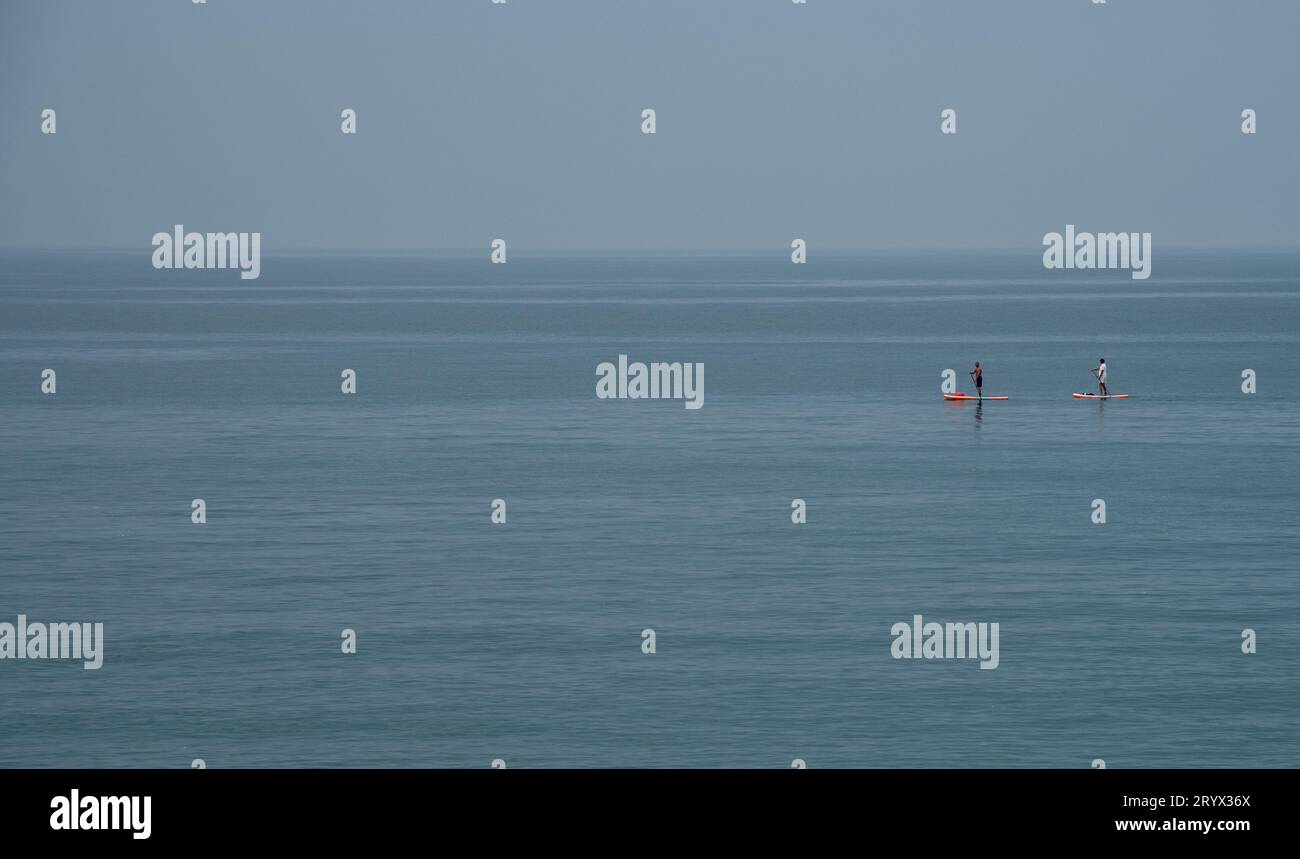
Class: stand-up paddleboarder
1091,358,1108,397
969,362,984,400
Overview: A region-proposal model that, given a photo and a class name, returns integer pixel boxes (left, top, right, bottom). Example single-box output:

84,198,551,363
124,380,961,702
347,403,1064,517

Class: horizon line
3,244,1300,257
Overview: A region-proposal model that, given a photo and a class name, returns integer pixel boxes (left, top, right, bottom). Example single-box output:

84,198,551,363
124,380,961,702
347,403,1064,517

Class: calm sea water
1,250,1297,768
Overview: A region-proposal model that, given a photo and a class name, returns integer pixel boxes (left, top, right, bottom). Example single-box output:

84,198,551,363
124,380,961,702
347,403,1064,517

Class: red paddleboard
1072,393,1130,399
944,392,1008,401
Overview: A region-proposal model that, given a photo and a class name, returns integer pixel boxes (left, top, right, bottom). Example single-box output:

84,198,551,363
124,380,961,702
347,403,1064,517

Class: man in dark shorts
970,362,984,400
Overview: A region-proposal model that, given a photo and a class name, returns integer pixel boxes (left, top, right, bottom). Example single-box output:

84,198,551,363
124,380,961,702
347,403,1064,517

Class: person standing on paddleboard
970,362,984,400
1092,358,1108,397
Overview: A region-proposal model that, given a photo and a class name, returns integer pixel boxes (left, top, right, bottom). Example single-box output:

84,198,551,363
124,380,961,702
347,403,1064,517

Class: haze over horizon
3,0,1297,252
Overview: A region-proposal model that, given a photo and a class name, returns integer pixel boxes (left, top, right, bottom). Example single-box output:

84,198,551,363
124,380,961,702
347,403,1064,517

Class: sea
1,249,1296,767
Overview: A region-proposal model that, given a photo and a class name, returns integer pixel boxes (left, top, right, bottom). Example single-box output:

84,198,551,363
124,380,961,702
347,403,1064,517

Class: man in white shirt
1092,358,1108,397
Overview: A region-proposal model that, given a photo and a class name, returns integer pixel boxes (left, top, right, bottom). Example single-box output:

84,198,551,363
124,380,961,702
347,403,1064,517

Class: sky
1,0,1297,252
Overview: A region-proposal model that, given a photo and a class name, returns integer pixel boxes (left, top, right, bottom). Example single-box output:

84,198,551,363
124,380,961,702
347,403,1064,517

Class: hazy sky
1,0,1296,251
